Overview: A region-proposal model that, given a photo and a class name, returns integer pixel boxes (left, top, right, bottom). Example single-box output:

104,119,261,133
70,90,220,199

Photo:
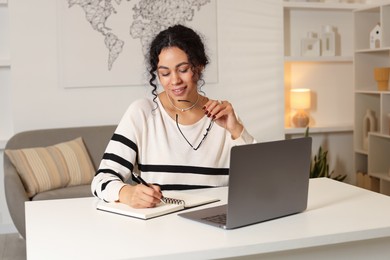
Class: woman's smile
171,86,187,96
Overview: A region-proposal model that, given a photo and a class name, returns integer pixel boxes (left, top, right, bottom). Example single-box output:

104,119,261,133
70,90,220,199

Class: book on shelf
96,190,220,219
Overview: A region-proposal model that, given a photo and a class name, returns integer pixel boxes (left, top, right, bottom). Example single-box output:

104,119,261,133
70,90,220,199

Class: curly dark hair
147,24,209,103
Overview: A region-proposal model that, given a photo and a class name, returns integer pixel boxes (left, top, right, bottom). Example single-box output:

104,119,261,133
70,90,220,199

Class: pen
132,173,166,204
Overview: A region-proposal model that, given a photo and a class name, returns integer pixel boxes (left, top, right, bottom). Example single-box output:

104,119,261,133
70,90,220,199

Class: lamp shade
290,88,311,110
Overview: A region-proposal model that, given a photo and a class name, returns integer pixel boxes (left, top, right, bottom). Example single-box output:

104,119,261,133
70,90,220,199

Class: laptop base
180,205,228,229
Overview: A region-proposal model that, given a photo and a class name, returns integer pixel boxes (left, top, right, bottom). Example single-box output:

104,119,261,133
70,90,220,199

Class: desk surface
26,178,390,260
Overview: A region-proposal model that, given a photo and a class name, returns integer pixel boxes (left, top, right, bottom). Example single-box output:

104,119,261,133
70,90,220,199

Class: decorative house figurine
321,25,336,56
370,23,381,49
301,32,320,57
362,109,376,150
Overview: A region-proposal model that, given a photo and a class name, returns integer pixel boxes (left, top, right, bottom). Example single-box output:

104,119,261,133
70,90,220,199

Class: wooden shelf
355,90,390,94
369,132,390,139
355,47,390,53
369,172,390,182
285,125,353,135
284,56,353,62
354,148,368,155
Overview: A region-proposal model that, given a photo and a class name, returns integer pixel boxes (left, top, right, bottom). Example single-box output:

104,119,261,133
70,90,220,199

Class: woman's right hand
118,184,163,208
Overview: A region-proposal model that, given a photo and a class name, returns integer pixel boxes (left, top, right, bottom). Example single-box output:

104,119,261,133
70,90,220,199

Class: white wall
8,0,285,139
0,0,284,233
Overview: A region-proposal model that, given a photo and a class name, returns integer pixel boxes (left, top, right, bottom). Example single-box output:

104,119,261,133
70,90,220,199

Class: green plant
304,128,347,182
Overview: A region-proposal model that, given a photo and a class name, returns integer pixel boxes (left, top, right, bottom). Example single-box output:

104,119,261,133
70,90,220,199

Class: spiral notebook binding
162,196,185,205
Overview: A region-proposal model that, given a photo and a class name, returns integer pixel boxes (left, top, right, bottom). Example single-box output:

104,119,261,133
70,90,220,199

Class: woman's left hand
203,99,243,139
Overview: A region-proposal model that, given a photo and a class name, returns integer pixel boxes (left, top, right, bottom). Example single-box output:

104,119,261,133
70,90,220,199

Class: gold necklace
166,92,200,112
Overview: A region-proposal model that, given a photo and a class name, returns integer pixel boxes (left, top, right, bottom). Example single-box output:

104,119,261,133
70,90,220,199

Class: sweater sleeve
231,127,256,146
230,115,256,145
91,99,149,202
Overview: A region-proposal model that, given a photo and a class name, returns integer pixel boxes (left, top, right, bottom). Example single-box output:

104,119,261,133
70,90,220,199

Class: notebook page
97,200,183,219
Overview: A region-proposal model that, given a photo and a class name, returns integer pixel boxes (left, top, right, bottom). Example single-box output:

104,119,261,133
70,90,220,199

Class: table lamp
290,88,311,128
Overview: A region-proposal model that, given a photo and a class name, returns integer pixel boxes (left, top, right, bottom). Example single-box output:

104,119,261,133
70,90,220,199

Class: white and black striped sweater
91,97,255,202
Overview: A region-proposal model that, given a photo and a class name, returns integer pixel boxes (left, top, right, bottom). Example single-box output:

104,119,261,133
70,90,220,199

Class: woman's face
157,47,199,100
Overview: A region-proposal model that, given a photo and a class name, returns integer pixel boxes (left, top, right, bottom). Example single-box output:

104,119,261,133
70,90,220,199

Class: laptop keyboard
202,213,227,225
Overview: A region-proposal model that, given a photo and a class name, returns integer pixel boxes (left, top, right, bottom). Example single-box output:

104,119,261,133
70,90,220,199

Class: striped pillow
5,137,95,198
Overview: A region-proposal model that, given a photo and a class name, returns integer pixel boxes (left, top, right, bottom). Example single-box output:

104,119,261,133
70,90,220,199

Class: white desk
26,178,390,260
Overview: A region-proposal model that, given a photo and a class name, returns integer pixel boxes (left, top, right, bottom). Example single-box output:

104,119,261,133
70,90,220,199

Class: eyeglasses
175,114,214,151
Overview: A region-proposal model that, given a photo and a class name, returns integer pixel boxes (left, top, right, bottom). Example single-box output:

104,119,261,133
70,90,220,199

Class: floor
0,233,26,260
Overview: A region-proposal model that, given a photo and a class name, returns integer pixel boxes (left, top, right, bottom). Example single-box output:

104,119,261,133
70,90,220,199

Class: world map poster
58,0,218,88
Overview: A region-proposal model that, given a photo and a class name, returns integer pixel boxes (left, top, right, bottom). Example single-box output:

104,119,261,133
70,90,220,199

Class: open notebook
96,191,219,219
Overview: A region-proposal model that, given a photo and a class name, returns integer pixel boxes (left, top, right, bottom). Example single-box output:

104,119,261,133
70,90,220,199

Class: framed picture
58,0,218,88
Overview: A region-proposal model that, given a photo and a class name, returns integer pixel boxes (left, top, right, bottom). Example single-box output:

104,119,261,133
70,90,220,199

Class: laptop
178,137,312,229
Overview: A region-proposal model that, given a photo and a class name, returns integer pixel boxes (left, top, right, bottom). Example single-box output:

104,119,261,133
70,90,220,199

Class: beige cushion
5,137,95,198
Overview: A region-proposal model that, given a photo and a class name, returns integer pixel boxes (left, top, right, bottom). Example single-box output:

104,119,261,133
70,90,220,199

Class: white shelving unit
353,3,390,195
283,1,365,130
283,1,369,183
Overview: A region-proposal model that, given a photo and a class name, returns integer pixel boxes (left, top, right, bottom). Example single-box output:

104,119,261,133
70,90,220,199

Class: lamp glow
290,88,311,128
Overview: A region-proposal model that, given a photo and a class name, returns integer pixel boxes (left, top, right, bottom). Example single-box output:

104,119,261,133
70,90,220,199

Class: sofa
3,125,117,239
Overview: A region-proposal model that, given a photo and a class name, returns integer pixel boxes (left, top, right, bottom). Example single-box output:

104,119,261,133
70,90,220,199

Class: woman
91,25,255,208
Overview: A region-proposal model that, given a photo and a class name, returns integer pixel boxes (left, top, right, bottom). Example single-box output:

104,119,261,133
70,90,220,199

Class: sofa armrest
4,158,29,239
